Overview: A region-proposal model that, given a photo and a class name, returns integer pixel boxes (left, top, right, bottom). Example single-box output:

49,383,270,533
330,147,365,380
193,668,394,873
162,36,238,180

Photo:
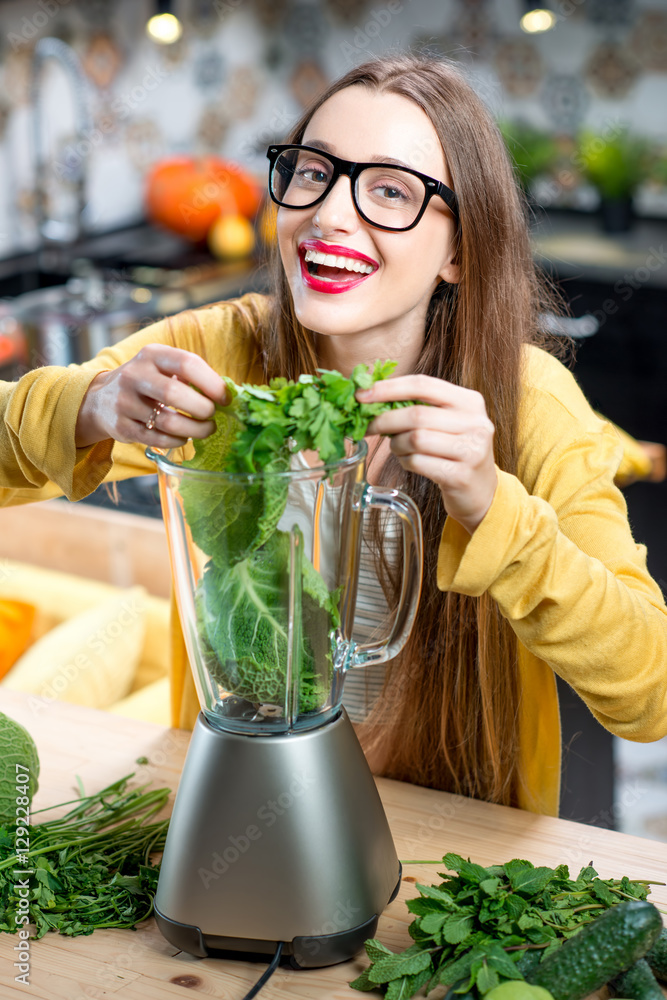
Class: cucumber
609,958,664,1000
646,927,667,984
526,901,663,1000
515,951,544,978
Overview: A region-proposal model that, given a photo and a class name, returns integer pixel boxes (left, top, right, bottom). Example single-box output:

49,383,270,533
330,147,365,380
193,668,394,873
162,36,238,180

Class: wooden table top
1,689,666,1000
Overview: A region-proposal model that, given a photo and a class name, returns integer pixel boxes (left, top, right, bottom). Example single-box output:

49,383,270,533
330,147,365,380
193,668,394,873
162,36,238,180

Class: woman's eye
371,183,409,202
297,163,330,184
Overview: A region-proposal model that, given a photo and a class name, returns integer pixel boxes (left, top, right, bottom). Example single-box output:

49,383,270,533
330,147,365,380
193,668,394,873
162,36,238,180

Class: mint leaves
179,362,410,714
350,853,659,1000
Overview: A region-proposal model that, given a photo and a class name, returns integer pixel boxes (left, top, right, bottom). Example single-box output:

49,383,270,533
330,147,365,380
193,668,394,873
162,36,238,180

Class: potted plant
576,129,650,233
498,119,560,197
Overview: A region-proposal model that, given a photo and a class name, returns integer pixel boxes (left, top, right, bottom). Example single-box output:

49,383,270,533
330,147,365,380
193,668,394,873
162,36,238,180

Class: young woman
2,54,666,816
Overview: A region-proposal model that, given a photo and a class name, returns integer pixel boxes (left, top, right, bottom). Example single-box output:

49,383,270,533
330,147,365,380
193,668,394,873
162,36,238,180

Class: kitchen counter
530,210,667,288
1,690,666,1000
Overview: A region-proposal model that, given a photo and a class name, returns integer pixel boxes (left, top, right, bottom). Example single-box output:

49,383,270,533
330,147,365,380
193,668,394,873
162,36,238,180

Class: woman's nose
313,175,359,233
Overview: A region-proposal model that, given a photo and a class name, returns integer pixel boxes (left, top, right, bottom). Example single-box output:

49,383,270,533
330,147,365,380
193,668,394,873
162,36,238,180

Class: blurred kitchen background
0,0,666,838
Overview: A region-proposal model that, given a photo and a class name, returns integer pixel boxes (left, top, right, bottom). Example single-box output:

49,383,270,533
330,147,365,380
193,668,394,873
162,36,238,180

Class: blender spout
330,637,356,706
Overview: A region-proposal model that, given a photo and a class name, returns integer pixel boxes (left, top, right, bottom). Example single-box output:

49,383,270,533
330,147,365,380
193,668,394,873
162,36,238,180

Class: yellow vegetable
207,213,255,260
3,587,146,708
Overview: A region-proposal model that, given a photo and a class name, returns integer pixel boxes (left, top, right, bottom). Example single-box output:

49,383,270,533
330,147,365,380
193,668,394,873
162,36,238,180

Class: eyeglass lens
271,148,427,229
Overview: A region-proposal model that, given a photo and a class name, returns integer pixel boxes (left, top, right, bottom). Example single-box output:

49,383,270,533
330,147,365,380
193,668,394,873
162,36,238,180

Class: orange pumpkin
0,599,36,681
145,156,262,242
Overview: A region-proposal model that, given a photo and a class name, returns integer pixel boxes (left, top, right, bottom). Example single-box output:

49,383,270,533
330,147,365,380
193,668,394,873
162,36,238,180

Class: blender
148,439,423,968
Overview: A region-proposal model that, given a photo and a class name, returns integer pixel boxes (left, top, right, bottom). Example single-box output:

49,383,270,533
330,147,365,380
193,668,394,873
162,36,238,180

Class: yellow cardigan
2,293,667,816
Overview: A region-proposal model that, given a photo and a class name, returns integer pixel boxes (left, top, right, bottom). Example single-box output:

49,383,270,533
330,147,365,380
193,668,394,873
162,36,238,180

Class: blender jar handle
350,485,423,666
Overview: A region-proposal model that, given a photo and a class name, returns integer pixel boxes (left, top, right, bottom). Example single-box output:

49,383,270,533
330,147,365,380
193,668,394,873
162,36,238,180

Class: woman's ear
438,259,460,285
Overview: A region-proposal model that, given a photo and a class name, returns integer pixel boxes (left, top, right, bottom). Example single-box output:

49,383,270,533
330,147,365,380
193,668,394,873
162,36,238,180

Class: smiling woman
1,53,667,818
273,85,461,364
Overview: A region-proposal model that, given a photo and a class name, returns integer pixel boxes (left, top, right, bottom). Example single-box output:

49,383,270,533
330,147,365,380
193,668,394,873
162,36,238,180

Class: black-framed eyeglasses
266,144,459,233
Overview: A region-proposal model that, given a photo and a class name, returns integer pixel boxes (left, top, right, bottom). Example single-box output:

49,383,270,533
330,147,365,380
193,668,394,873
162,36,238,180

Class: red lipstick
298,240,378,295
300,240,378,267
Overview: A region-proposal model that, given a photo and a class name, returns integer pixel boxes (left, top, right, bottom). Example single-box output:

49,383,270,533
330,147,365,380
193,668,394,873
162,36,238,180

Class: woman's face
276,85,459,354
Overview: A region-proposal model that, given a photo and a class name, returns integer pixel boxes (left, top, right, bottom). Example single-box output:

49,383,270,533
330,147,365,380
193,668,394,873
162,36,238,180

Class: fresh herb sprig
0,774,169,938
351,853,663,1000
216,359,413,474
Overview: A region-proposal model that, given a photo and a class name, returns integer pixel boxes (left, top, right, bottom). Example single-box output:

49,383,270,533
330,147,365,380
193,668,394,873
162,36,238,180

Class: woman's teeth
303,248,374,274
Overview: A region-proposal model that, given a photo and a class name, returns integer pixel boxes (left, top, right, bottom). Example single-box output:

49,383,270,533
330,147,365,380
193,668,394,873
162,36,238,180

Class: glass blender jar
149,439,423,966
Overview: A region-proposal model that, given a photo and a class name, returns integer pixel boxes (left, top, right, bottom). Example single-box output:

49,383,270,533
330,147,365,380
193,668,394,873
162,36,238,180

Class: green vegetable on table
0,773,169,938
0,711,40,824
526,900,662,1000
485,982,553,1000
350,853,665,1000
180,361,412,711
609,957,666,1000
646,927,667,983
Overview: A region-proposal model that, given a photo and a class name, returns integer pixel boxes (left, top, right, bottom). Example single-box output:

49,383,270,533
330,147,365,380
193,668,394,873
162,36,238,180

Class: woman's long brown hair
250,54,563,806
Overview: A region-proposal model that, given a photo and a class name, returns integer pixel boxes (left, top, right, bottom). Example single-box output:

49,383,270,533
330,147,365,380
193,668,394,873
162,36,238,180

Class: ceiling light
146,1,183,45
520,8,557,33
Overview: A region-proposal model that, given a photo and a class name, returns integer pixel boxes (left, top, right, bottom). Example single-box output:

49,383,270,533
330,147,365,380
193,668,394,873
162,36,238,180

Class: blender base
154,896,400,967
154,709,401,968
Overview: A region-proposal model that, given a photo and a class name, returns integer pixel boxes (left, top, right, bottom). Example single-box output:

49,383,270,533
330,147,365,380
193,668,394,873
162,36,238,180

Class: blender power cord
239,941,284,1000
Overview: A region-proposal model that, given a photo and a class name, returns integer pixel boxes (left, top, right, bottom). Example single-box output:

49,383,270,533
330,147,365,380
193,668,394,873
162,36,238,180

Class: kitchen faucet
31,36,93,249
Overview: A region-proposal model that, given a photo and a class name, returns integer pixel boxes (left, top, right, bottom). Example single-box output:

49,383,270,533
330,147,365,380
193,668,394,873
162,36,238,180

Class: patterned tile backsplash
1,0,667,262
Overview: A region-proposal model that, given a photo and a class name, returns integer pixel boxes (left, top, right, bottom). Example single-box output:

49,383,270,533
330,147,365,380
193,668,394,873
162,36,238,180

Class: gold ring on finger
145,401,165,431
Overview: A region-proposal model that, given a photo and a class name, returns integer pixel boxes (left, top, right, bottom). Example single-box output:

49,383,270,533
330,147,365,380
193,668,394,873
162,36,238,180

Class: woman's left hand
358,374,498,535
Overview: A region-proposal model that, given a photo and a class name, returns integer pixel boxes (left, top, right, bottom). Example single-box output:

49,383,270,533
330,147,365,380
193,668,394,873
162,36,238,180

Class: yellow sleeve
436,346,667,743
599,415,653,487
0,365,116,502
0,293,267,505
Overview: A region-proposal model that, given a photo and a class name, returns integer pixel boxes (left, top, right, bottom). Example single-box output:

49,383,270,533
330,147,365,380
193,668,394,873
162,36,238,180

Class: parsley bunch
0,774,169,938
351,853,660,1000
218,359,413,474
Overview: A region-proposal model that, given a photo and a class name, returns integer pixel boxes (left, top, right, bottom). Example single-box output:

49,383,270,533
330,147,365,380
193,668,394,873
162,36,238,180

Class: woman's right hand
75,344,228,448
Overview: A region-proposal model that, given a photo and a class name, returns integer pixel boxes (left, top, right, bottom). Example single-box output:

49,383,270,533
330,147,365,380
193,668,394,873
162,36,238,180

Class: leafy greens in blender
180,361,411,711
